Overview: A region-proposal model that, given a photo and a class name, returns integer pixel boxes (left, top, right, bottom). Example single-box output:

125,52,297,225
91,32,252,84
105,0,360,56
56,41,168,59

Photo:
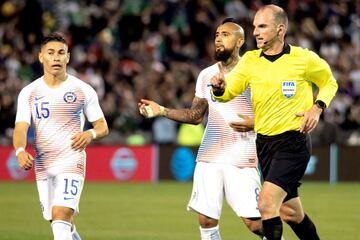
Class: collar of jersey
260,43,290,62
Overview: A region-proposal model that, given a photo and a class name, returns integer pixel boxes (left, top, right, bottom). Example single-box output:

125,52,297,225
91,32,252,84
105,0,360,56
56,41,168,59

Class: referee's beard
214,48,232,62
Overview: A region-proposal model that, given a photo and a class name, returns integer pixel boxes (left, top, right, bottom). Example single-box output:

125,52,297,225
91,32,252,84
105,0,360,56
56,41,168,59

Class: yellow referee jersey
213,45,338,136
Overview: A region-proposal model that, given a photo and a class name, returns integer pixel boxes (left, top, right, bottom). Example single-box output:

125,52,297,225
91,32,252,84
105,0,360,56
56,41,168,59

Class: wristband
144,105,154,118
15,147,25,156
159,106,166,116
89,129,97,139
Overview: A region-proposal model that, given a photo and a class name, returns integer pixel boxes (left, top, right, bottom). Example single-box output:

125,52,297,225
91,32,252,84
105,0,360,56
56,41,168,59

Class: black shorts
256,131,311,202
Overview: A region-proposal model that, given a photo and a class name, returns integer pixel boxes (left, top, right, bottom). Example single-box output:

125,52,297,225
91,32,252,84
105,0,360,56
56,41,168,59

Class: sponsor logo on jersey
34,96,45,101
63,92,77,103
282,81,296,98
64,196,75,200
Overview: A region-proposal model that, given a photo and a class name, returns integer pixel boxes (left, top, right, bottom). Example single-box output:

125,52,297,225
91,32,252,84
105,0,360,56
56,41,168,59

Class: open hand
229,114,254,132
296,105,322,133
71,131,93,151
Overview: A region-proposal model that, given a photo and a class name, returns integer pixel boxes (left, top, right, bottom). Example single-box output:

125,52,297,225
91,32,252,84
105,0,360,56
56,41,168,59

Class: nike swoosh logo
35,96,45,101
64,197,74,200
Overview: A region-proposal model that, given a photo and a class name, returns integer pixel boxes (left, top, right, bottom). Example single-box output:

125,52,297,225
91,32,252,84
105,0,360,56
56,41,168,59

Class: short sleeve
83,85,105,122
195,69,207,99
15,87,32,124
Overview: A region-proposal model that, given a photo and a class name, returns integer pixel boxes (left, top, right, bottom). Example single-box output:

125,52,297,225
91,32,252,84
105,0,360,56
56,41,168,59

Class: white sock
200,225,221,240
51,220,72,240
71,225,81,240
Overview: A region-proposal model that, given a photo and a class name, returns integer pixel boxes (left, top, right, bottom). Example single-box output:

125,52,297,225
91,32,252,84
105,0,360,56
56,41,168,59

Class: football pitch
0,181,358,240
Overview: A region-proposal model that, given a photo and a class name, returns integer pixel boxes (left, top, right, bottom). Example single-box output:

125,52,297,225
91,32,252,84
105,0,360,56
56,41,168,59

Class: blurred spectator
0,92,15,144
0,0,360,146
310,116,339,146
152,117,178,144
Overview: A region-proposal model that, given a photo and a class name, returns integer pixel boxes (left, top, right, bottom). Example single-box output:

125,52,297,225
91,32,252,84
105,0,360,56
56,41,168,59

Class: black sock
287,214,320,240
262,216,283,240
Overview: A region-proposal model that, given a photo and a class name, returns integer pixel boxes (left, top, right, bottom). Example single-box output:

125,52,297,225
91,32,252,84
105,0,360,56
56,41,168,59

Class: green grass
0,181,359,240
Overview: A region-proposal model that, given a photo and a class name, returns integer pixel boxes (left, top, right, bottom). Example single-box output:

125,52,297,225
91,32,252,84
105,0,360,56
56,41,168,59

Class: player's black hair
40,32,67,48
221,17,241,25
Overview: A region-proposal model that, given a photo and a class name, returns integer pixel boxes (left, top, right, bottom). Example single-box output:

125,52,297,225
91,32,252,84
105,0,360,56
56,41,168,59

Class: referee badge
282,81,296,98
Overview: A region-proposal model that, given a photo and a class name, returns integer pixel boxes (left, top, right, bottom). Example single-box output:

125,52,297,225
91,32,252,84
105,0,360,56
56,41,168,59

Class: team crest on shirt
63,92,77,103
282,81,296,98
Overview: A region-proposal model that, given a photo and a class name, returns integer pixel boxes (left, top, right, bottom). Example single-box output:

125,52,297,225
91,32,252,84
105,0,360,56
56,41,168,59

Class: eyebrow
254,23,268,27
216,30,230,34
46,48,66,52
217,29,238,34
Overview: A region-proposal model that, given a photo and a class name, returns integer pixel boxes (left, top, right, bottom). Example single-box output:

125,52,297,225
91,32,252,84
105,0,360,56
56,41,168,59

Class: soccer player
211,5,338,240
139,18,264,240
13,33,109,240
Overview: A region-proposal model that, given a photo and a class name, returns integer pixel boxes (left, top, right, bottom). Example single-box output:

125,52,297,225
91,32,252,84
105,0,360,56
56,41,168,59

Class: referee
211,4,338,240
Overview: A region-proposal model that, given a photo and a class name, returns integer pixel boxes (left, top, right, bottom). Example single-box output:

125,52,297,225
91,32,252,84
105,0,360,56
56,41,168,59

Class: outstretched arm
138,97,208,125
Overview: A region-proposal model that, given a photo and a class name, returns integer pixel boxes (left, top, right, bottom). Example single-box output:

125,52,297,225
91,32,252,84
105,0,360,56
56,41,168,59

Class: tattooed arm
138,97,208,125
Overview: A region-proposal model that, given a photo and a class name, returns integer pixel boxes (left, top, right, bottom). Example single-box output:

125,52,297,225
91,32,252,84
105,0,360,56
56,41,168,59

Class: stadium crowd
0,0,359,146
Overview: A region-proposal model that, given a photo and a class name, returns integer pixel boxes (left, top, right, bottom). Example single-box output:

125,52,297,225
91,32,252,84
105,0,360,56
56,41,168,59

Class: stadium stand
0,0,359,146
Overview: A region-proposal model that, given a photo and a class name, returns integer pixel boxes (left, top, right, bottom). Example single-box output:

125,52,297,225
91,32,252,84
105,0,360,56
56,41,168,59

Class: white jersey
195,63,257,168
15,74,104,180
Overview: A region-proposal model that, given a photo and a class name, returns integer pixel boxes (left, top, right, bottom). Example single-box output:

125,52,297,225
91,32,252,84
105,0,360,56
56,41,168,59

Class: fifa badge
282,81,296,98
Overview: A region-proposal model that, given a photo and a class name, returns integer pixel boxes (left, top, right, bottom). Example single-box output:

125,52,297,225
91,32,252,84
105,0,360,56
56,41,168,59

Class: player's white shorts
36,173,84,221
187,162,261,220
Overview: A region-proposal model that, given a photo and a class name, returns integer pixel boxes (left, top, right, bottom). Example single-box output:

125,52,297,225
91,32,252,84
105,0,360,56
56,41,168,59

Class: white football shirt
15,74,104,180
195,63,257,168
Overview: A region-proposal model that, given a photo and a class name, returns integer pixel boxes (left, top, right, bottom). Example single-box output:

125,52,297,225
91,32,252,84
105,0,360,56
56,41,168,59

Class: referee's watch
315,100,326,111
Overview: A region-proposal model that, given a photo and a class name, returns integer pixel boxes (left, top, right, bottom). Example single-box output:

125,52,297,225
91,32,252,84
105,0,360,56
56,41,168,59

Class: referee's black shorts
256,131,311,202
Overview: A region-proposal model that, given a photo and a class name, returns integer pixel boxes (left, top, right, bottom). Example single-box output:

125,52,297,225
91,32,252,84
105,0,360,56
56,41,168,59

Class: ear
38,52,43,64
277,24,285,36
237,38,245,48
66,52,70,64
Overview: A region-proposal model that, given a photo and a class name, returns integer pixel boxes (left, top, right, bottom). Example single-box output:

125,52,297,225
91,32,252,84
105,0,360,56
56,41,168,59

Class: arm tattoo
166,97,208,124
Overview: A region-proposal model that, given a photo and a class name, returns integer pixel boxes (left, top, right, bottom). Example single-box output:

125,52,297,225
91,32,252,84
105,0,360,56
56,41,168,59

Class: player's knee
280,206,302,224
198,214,218,228
258,197,277,216
52,206,74,221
